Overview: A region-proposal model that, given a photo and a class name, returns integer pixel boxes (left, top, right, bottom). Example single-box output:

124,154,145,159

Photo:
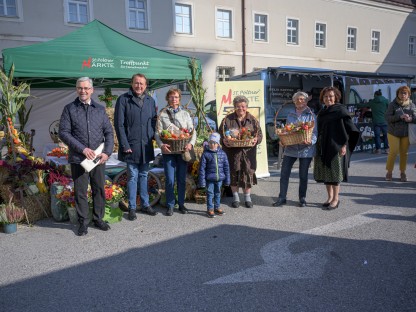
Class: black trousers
71,163,105,225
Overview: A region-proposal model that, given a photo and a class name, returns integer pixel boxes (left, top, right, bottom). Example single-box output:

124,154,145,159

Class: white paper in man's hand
80,143,104,172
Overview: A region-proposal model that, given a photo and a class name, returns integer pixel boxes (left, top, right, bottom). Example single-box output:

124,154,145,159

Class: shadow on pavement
1,223,415,312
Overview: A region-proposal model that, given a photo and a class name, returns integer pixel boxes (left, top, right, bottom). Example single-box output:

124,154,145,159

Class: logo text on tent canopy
81,57,150,70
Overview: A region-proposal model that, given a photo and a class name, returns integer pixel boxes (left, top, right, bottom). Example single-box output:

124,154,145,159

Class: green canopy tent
2,20,198,89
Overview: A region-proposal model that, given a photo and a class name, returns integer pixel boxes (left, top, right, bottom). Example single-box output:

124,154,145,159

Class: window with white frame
217,9,232,38
371,30,380,53
178,82,190,95
216,66,234,81
254,13,267,41
128,0,148,30
315,22,326,48
175,3,192,34
287,18,299,45
409,36,416,56
347,27,357,50
0,0,17,16
67,0,89,24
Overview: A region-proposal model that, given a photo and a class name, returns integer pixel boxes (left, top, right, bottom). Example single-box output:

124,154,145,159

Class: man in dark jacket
59,77,114,236
114,73,158,221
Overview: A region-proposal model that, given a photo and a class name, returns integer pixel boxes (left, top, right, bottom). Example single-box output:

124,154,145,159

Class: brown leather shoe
385,172,392,181
400,173,408,182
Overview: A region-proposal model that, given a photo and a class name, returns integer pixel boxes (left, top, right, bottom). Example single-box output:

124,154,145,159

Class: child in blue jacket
198,132,230,218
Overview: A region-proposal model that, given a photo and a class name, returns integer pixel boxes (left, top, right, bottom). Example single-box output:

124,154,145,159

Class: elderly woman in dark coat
219,95,263,208
314,86,359,210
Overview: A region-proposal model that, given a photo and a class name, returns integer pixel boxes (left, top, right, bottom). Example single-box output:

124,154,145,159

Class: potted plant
0,197,26,234
85,181,124,224
102,181,124,224
55,184,75,223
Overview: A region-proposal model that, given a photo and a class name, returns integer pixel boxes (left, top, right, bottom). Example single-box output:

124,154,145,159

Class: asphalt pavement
1,146,416,312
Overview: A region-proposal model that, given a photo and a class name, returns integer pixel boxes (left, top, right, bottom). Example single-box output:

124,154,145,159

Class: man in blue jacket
114,73,158,221
59,77,114,236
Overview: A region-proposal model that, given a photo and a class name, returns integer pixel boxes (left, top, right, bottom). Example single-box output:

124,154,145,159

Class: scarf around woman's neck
318,104,349,129
395,98,410,107
168,106,181,113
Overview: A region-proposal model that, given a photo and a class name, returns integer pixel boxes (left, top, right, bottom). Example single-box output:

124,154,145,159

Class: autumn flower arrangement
84,181,124,205
56,185,76,207
103,180,124,204
47,147,68,158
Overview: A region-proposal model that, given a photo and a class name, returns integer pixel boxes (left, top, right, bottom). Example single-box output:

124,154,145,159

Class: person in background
198,132,230,218
313,86,359,210
219,95,263,208
384,85,416,182
59,77,114,236
358,89,389,154
154,88,196,216
114,73,158,221
273,91,317,208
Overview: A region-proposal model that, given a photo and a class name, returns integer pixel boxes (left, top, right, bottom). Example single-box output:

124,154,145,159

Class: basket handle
156,105,195,134
199,109,214,134
182,99,214,134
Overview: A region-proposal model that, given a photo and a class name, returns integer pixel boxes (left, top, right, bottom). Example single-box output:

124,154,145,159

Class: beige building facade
0,0,415,102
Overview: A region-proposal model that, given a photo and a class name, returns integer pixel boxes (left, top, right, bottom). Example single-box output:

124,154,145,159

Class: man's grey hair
233,95,249,107
76,77,93,88
292,91,308,102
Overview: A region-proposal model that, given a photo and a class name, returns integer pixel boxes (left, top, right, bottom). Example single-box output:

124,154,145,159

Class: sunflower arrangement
189,160,199,179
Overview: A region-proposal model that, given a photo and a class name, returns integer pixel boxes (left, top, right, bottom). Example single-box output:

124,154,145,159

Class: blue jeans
163,154,187,208
373,123,389,150
127,162,150,210
279,156,313,200
206,180,223,210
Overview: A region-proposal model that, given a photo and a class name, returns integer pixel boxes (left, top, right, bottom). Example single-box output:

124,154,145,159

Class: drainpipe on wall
242,0,246,74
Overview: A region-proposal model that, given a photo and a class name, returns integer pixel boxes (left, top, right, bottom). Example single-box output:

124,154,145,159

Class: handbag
409,123,416,145
182,149,196,162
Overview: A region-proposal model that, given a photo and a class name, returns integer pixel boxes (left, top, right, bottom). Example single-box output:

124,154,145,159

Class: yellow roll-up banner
215,81,269,178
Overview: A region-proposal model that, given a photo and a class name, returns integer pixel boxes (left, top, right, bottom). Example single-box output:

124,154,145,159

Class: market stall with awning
1,20,199,155
2,19,197,89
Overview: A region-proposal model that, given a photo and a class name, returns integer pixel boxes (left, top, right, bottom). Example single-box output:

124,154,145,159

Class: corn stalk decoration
0,64,31,124
0,64,31,162
187,58,208,140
